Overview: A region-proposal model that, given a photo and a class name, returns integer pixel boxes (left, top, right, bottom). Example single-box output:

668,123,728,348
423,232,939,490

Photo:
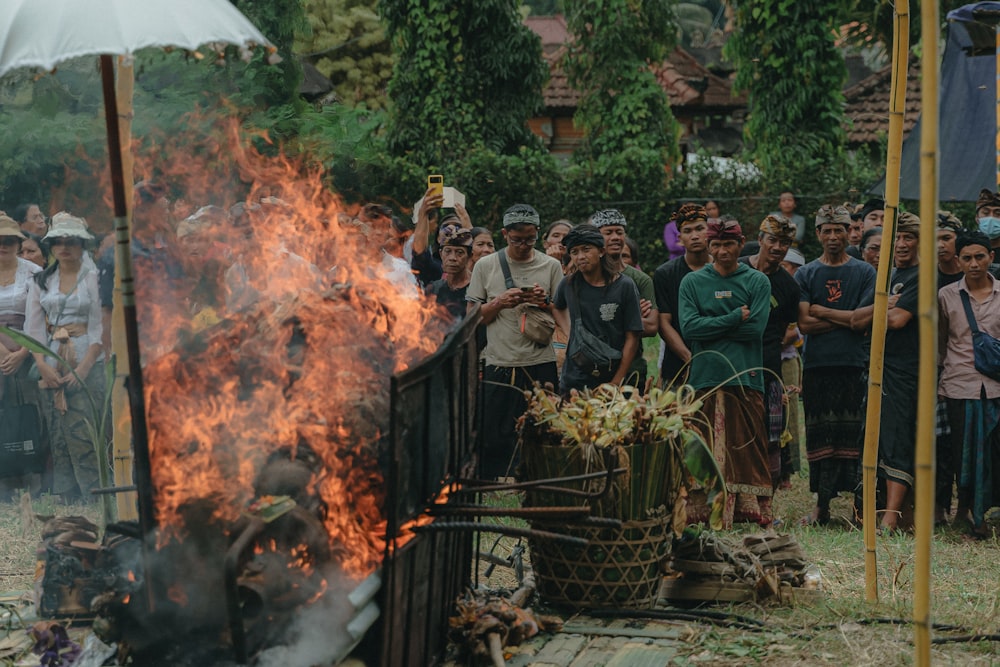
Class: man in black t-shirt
741,215,800,492
426,224,473,320
851,212,922,533
653,203,709,386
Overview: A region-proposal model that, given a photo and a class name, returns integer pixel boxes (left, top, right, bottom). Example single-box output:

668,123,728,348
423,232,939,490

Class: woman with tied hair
24,213,104,503
552,224,643,394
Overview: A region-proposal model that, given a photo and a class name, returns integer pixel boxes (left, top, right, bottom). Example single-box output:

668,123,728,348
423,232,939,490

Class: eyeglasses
507,236,537,247
0,237,20,247
49,238,84,248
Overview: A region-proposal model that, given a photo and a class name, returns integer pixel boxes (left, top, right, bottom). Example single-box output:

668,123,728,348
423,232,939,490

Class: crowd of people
452,191,1000,538
0,184,998,542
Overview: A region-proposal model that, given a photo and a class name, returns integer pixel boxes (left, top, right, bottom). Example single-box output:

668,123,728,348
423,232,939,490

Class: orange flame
136,119,453,577
391,483,458,553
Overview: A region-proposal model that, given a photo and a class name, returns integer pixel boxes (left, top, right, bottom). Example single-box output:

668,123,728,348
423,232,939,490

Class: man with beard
741,215,800,497
795,204,876,526
653,203,709,387
590,209,657,388
466,204,563,479
851,213,922,532
679,218,772,527
426,224,473,319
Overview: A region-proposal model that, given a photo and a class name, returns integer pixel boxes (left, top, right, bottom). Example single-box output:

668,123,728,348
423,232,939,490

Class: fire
391,483,458,552
126,571,135,583
136,118,454,576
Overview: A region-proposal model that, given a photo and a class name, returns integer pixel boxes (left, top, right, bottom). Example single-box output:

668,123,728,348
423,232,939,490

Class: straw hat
0,215,26,240
43,212,93,241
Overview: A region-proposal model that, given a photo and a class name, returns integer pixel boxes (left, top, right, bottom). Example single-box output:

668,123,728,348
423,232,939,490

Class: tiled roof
843,54,921,144
541,46,745,111
524,14,569,54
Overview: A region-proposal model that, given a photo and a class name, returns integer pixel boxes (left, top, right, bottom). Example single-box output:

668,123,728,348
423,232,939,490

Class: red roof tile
843,55,921,144
540,46,744,110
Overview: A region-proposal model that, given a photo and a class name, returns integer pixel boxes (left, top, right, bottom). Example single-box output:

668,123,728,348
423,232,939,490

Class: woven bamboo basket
528,512,671,610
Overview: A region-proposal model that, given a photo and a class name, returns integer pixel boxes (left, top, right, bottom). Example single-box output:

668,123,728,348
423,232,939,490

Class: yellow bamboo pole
113,55,138,522
914,1,939,663
862,0,909,603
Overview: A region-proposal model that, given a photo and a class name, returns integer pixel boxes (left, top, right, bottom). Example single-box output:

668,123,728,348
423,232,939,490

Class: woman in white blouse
0,216,44,494
24,213,104,503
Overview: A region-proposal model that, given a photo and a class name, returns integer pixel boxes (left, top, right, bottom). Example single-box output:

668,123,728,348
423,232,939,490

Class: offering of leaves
518,383,726,529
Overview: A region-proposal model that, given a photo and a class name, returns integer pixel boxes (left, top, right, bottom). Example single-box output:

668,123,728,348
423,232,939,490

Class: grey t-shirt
554,273,643,390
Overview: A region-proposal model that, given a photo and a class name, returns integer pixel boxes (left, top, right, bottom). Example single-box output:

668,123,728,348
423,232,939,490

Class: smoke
254,565,380,667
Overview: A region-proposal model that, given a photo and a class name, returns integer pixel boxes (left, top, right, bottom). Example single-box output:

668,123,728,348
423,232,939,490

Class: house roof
539,42,745,111
524,14,569,54
843,54,921,144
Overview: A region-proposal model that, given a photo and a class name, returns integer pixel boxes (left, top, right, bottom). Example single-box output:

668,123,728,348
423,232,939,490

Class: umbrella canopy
0,0,270,76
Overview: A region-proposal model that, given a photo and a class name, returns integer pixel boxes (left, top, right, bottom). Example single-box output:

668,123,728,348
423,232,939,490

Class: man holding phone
467,204,563,479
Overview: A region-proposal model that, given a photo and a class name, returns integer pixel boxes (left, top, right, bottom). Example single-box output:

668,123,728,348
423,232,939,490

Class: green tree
379,0,548,165
725,0,848,176
297,0,394,110
563,0,681,198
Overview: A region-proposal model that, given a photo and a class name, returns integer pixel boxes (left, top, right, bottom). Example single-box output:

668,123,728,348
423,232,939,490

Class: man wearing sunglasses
466,204,563,479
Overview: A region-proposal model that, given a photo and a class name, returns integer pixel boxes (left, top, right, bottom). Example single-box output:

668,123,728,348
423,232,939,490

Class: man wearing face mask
975,188,1000,250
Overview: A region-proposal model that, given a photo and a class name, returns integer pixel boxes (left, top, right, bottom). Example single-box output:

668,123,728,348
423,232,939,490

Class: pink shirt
938,275,1000,399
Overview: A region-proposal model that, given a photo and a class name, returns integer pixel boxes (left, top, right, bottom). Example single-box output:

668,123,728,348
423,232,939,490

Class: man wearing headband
426,224,473,319
850,212,922,533
936,211,964,289
856,198,885,233
975,188,1000,250
678,218,772,528
742,215,802,495
591,209,658,388
653,203,709,387
795,205,877,526
467,203,563,479
552,224,643,392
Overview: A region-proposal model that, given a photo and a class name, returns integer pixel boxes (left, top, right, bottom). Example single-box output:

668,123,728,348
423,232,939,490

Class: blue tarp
875,3,1000,201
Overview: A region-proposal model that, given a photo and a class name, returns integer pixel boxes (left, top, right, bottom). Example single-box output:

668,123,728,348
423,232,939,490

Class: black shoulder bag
566,276,622,380
959,289,1000,382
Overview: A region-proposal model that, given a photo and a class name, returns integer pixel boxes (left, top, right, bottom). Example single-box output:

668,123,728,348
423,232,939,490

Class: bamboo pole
113,55,138,522
861,0,909,604
913,1,939,662
99,55,156,539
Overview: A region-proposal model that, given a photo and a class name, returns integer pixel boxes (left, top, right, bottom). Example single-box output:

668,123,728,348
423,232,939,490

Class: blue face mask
979,216,1000,239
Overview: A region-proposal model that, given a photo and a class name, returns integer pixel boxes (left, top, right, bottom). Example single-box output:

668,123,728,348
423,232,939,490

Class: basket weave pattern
529,514,671,610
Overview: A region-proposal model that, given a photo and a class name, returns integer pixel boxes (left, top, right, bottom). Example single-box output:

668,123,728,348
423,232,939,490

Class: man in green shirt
678,218,772,528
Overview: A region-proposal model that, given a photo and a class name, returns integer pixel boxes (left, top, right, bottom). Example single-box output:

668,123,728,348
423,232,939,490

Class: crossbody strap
497,250,516,290
960,289,982,335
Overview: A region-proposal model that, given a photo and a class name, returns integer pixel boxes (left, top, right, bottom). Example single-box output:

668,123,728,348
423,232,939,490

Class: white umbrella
0,0,273,540
0,0,269,75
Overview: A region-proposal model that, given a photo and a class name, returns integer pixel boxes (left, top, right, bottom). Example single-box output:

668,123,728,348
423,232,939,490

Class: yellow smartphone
427,174,444,198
